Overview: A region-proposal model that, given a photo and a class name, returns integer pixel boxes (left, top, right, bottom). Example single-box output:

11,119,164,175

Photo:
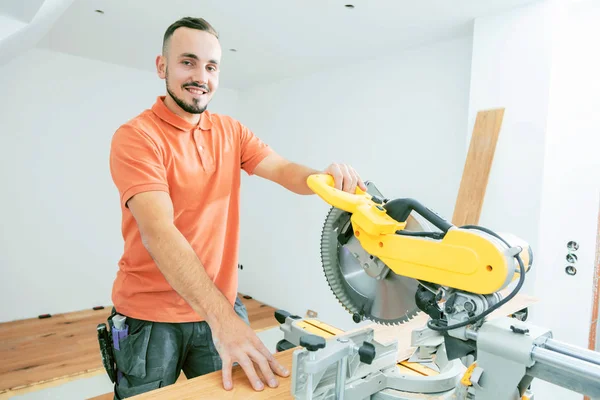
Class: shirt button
198,146,203,150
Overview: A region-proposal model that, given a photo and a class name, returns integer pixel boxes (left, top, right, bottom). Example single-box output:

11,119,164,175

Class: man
108,16,365,399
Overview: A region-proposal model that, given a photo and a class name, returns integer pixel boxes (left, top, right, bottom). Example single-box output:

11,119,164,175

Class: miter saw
276,174,600,400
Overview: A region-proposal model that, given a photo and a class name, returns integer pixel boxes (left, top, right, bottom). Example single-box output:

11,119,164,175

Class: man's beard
166,73,208,114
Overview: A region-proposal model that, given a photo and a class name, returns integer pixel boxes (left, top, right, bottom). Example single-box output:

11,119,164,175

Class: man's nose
193,68,209,85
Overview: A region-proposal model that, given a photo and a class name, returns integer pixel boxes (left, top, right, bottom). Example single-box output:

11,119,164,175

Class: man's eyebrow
179,53,219,65
179,52,199,60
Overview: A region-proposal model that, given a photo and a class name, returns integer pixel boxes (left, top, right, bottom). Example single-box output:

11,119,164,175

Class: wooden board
452,108,505,226
0,293,279,394
129,349,297,400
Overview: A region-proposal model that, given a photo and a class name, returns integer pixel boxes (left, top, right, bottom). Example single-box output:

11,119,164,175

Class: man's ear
156,55,166,79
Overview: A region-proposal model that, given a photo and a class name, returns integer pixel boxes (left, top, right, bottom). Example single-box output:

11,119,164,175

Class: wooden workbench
128,292,538,399
131,348,297,399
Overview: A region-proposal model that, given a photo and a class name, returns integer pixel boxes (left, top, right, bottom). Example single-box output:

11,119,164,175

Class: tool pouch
110,314,152,381
97,322,117,383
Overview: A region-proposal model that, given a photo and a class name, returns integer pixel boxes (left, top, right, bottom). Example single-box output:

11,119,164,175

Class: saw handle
306,174,370,213
384,198,453,233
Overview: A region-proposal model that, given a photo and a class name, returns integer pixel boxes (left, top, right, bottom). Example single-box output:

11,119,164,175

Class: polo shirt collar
151,96,213,131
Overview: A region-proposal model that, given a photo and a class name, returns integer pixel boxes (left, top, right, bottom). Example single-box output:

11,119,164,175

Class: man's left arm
253,152,366,195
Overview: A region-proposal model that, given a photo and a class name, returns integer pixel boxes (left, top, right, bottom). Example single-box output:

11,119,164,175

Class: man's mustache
183,82,209,92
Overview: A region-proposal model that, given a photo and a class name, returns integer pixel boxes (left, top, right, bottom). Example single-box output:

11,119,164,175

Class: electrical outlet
306,309,318,318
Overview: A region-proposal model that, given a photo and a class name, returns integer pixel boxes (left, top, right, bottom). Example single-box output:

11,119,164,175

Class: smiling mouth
185,86,208,96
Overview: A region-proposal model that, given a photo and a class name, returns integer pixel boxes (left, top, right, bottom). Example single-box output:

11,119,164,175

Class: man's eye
208,66,217,72
182,60,192,66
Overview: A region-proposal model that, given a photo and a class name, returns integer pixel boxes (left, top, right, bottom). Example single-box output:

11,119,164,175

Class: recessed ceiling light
345,4,354,8
95,9,104,14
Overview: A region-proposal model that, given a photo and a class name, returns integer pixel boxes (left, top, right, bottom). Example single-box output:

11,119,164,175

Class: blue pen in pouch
111,314,128,383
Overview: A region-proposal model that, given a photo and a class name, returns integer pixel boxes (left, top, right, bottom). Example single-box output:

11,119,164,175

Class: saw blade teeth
319,205,422,326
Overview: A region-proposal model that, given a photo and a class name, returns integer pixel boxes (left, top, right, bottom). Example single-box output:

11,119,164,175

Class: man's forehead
168,28,221,59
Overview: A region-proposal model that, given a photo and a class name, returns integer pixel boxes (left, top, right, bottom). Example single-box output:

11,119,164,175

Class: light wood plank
130,349,297,400
452,108,505,226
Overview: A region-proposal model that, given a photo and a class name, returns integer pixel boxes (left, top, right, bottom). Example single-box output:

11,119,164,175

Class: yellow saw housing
307,174,531,295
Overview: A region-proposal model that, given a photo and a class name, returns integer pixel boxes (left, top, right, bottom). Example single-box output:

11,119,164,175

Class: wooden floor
0,294,280,397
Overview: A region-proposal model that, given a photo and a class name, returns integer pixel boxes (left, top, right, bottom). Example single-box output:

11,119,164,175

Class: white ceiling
0,0,46,23
28,0,541,90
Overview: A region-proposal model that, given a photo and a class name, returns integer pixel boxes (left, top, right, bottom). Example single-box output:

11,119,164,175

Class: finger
269,357,290,378
221,357,233,391
329,163,343,190
248,347,278,388
253,339,290,377
351,167,367,191
340,164,355,193
358,178,367,191
348,166,359,194
338,164,349,192
237,353,265,391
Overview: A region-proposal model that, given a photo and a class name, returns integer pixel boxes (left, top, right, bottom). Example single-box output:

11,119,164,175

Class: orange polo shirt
109,96,273,323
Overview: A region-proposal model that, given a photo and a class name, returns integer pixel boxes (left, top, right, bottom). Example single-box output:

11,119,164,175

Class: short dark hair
162,17,219,54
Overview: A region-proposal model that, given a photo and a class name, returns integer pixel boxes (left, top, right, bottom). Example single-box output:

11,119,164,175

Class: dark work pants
110,296,250,399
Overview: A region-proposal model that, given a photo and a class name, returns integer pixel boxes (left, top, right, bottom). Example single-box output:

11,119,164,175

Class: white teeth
187,88,206,95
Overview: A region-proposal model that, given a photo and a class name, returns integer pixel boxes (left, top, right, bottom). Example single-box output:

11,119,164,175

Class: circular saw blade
321,205,435,325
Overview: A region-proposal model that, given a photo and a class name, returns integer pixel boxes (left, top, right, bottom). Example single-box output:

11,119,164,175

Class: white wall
470,1,600,398
535,0,600,339
0,48,239,322
532,1,600,397
234,35,473,330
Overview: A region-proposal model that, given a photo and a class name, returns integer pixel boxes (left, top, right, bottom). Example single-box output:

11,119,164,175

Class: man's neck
163,95,201,125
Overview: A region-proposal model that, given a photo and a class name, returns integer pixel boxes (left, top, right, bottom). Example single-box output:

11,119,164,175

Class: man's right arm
126,191,289,391
127,190,232,325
